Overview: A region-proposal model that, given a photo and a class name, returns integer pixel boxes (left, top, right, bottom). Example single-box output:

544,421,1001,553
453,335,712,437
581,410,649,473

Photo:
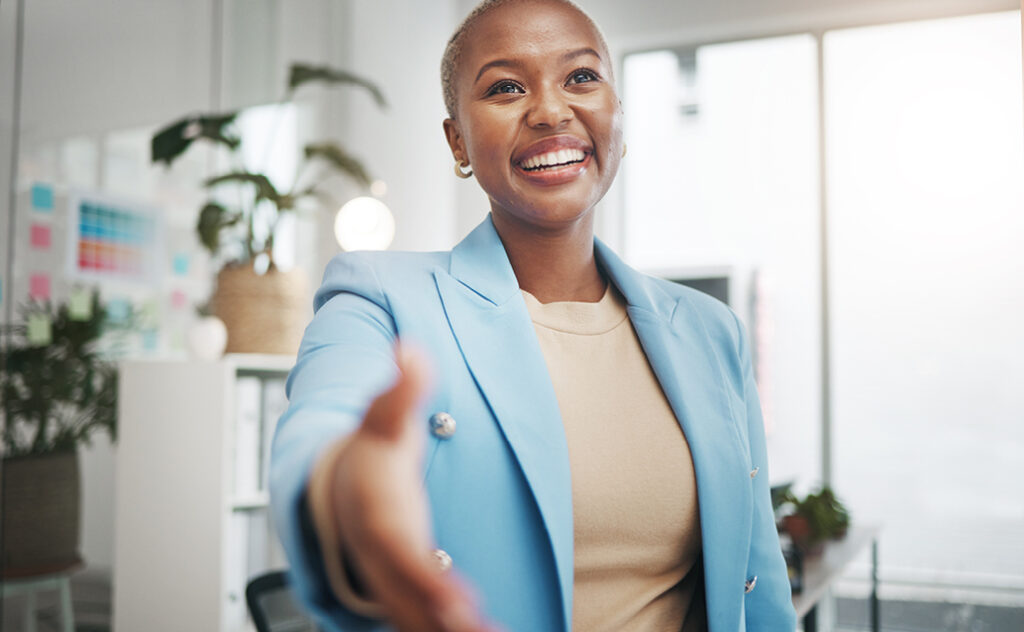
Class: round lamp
334,196,395,251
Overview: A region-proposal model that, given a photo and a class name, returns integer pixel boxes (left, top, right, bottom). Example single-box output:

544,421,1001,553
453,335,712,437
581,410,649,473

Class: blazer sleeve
733,311,798,631
269,251,398,630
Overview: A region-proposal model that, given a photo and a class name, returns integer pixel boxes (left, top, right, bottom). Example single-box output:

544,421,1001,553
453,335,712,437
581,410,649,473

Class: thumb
361,341,434,441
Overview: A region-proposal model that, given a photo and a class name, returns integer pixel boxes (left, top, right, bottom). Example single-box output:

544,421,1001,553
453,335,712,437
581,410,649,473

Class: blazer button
744,575,758,593
430,412,456,439
431,548,453,573
750,466,760,479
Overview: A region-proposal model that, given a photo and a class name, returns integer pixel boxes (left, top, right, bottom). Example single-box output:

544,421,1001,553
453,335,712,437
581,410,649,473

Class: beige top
523,285,704,632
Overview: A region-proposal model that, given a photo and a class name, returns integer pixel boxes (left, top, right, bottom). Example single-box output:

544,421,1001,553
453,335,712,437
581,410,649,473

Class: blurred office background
0,0,1021,630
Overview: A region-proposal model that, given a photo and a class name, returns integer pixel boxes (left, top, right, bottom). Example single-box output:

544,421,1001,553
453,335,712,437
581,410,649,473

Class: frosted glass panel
826,11,1024,595
622,36,821,489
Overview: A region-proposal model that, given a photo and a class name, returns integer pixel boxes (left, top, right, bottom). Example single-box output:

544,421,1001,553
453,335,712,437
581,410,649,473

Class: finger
362,341,434,440
353,526,486,631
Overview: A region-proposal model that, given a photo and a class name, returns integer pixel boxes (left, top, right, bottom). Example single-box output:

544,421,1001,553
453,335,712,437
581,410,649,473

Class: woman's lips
513,136,593,186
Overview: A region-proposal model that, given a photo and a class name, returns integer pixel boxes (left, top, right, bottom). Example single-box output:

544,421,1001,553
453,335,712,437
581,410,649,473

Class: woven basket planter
210,263,309,355
1,450,82,576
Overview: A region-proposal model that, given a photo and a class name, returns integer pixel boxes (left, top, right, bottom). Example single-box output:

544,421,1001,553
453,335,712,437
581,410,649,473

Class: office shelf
113,356,292,632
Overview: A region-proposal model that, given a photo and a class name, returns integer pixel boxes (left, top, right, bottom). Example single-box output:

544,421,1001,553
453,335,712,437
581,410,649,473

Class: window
622,35,822,493
827,10,1024,604
623,9,1024,624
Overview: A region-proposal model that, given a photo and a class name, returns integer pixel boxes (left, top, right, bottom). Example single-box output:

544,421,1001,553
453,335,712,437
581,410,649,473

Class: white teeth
522,148,586,170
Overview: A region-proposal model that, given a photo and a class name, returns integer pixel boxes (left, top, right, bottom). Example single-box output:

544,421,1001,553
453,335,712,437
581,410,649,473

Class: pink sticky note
30,223,51,249
29,273,51,300
171,289,187,309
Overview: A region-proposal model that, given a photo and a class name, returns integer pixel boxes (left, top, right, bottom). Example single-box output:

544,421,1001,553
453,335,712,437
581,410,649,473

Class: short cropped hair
440,0,611,118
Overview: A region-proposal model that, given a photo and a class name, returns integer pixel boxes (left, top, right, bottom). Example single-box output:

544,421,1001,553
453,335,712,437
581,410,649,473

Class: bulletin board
66,190,163,284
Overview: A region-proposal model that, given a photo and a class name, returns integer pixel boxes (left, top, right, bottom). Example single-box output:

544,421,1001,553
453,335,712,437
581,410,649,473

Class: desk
792,524,880,632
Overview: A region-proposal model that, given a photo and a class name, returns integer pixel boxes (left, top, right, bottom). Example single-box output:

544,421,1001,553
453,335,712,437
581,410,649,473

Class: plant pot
781,514,824,556
1,450,82,576
210,263,309,355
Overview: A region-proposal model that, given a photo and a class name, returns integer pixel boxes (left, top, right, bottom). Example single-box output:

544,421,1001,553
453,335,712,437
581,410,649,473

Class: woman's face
444,0,624,232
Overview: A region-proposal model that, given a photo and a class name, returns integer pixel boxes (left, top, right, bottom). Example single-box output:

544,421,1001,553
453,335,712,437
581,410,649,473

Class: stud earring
454,159,473,179
622,143,628,158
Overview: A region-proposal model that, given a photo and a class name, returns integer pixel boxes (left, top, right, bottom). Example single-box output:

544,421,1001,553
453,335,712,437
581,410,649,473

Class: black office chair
246,570,320,632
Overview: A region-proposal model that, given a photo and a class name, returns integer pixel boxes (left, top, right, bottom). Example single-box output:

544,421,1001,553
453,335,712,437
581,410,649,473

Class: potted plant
151,63,386,355
0,291,117,575
779,485,851,555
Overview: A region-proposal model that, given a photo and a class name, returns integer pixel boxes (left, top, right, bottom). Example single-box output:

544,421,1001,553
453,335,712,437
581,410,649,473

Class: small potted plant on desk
779,485,851,557
0,291,118,576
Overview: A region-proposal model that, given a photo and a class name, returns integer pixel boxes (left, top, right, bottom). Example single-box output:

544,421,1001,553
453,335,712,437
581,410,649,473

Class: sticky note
106,298,131,323
172,253,190,276
29,274,50,300
27,313,52,346
141,329,159,351
170,289,188,309
140,299,159,323
30,223,52,249
31,183,54,211
69,288,93,321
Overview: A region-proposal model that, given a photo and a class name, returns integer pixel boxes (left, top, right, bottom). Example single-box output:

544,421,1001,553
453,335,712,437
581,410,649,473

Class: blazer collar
449,214,678,320
448,214,522,306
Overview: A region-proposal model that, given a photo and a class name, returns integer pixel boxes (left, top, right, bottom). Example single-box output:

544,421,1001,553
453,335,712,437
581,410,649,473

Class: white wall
579,0,1018,49
343,0,460,252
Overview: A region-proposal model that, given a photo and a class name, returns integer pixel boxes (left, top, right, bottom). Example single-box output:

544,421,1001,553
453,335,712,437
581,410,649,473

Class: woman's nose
525,87,573,128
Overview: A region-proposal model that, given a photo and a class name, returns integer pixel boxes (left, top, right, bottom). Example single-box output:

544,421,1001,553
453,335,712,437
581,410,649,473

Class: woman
270,1,797,630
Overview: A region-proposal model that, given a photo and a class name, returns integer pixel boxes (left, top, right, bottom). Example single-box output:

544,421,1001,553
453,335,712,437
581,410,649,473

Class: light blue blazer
270,215,797,631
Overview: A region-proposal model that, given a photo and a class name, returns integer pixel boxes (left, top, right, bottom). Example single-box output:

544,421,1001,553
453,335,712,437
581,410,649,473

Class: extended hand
328,343,495,632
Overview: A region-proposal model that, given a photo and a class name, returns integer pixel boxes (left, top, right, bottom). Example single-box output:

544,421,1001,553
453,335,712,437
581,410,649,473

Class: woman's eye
486,81,524,96
567,69,599,85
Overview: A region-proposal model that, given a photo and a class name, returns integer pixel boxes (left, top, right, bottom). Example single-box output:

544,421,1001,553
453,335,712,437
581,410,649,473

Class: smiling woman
269,1,797,631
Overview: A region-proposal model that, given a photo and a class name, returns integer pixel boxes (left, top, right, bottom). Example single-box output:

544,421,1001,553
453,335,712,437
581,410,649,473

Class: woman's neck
491,211,606,304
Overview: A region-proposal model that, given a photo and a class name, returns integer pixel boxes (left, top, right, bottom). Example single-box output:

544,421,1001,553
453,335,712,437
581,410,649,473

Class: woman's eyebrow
561,47,601,64
475,59,519,83
473,47,603,84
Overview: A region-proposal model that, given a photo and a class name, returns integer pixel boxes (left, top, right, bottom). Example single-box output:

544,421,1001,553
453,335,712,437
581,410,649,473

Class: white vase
186,315,228,361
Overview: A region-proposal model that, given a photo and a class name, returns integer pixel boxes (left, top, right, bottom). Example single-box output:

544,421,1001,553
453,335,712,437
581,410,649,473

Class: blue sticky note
173,253,190,276
31,183,54,211
106,298,131,323
141,329,159,351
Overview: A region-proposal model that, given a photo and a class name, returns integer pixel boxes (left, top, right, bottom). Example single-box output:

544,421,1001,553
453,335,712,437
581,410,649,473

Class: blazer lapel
434,216,574,632
596,240,753,631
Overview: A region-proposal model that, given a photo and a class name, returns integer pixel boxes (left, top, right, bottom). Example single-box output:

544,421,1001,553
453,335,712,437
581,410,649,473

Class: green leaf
304,142,373,188
204,172,288,207
288,63,388,108
151,113,240,166
196,202,242,254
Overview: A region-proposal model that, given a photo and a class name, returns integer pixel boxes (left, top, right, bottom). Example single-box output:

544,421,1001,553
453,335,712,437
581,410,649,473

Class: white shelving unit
113,354,293,632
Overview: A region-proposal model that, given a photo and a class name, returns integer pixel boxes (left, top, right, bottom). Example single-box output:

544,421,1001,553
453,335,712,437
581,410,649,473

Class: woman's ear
443,118,466,163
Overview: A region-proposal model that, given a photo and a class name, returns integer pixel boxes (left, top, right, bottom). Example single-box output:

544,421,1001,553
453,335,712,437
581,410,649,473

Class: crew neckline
521,284,629,335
